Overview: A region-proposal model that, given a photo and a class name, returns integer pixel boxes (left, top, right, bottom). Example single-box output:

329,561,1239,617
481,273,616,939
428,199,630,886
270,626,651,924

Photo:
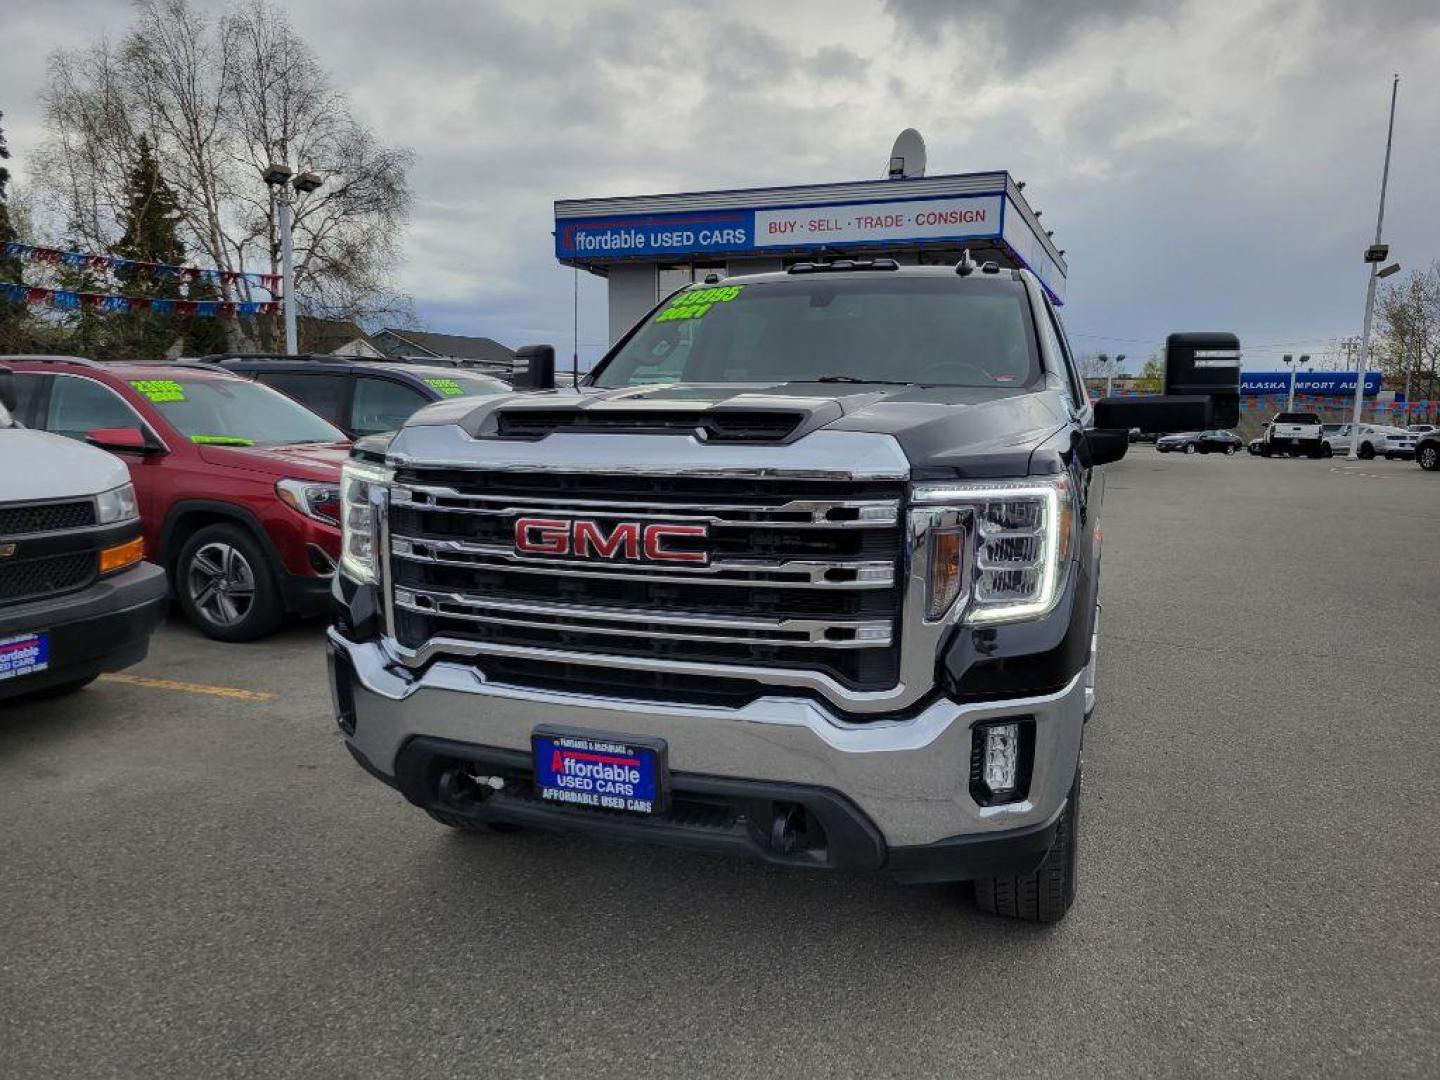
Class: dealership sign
556,194,1003,260
1241,371,1382,396
555,188,1064,302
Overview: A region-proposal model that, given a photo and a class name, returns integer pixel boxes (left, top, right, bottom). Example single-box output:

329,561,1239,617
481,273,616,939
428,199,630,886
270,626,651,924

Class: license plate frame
0,631,50,682
531,725,669,816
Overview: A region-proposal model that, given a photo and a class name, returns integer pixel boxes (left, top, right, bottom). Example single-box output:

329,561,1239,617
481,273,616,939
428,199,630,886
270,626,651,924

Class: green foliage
1133,354,1164,393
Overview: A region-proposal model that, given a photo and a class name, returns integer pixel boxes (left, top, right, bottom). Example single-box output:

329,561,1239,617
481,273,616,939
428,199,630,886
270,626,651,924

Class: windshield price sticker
655,285,743,323
189,435,255,446
130,379,187,403
422,377,466,397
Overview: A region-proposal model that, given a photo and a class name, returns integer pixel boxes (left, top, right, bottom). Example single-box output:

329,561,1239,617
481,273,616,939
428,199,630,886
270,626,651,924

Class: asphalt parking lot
2,450,1437,1079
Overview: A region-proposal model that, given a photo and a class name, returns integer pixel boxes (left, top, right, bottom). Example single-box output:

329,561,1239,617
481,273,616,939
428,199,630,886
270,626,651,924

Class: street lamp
1283,354,1311,412
1348,75,1400,460
262,162,325,354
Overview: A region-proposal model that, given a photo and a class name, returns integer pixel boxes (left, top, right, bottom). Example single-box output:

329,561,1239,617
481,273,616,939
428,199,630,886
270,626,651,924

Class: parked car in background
1382,430,1418,459
1322,422,1405,460
0,363,167,700
1263,411,1324,457
203,355,510,438
1416,429,1440,472
5,356,350,642
1156,430,1242,455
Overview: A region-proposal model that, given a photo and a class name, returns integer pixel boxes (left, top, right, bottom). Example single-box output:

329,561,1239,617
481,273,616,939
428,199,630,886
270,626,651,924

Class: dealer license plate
0,632,50,682
532,727,668,815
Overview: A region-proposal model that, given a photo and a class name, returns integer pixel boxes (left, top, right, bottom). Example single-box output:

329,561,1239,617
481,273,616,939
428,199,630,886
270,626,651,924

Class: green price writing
130,379,187,403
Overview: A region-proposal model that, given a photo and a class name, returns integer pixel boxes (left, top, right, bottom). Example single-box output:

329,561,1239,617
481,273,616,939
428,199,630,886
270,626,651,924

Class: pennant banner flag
3,242,280,293
1,280,276,318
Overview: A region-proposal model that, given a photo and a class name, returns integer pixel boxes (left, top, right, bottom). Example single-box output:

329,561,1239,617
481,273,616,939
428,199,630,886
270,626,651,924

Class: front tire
1359,442,1376,460
974,763,1080,924
1322,443,1334,458
175,523,285,642
1184,444,1197,455
1225,446,1236,455
1419,445,1440,471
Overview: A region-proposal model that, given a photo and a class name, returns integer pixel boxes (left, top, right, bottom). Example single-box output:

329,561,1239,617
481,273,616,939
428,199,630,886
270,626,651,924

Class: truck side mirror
0,365,15,412
1094,331,1241,434
86,426,162,455
1080,428,1130,467
512,345,556,391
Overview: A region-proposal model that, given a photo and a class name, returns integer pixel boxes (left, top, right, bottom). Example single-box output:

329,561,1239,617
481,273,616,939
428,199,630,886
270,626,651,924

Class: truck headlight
339,460,392,583
911,474,1075,625
95,482,139,525
276,479,342,526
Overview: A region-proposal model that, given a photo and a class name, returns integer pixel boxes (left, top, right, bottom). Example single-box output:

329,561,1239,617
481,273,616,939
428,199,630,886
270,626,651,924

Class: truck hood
0,429,130,501
400,382,1070,478
195,441,349,481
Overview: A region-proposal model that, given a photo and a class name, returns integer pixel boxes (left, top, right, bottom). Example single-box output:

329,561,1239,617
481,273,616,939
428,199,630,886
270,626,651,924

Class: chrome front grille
386,469,906,692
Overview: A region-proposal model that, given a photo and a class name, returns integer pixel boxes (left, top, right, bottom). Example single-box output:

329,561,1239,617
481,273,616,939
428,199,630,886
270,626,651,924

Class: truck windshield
131,377,346,446
591,276,1041,389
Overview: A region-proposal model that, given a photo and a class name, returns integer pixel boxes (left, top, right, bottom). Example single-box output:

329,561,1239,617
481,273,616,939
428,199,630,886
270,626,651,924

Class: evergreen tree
108,135,187,359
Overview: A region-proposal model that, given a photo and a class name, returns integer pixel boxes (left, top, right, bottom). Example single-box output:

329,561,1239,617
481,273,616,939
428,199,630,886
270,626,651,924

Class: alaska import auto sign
1241,372,1382,396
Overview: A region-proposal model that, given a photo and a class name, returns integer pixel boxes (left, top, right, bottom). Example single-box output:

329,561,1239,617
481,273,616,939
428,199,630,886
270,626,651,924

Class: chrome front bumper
330,630,1084,848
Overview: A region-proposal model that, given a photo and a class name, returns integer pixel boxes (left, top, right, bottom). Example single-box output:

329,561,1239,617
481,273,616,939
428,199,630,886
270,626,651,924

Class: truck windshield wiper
811,375,915,385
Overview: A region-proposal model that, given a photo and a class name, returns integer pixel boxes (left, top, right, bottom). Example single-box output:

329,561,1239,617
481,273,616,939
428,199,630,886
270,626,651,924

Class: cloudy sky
4,0,1439,372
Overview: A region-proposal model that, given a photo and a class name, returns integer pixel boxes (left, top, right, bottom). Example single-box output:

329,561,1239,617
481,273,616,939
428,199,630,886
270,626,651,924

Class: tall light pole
263,162,324,354
1284,354,1296,411
1348,74,1400,460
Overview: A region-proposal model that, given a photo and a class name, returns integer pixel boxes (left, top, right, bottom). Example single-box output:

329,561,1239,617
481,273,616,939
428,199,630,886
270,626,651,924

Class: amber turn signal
99,536,145,574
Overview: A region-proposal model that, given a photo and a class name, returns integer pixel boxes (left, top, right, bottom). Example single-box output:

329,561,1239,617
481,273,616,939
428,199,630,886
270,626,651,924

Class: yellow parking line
98,673,275,702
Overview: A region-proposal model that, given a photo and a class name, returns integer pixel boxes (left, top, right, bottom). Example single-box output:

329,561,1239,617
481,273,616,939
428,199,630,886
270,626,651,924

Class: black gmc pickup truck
328,260,1228,922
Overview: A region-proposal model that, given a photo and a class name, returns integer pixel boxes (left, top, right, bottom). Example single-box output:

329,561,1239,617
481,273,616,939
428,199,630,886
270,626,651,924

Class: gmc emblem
514,517,709,565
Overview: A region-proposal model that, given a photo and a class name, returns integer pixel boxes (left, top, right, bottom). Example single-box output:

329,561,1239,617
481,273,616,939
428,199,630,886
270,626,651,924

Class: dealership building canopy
555,169,1068,345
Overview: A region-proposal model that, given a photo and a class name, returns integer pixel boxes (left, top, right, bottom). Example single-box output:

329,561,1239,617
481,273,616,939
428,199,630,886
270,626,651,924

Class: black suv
204,355,509,438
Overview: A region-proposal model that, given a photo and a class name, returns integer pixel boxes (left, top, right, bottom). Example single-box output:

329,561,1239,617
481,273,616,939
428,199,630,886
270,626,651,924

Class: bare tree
30,0,413,335
1376,263,1440,407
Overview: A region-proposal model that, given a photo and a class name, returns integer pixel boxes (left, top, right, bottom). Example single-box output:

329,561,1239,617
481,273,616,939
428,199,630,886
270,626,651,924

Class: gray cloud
883,0,1173,73
2,0,1438,370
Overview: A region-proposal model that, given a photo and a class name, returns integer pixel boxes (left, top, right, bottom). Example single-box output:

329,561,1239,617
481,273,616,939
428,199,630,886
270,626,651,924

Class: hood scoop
493,408,805,443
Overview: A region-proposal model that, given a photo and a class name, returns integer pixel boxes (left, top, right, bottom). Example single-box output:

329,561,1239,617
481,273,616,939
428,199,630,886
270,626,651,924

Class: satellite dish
887,128,927,179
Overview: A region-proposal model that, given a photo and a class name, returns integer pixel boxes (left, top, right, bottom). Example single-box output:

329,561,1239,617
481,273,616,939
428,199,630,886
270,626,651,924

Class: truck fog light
983,723,1020,794
969,718,1034,805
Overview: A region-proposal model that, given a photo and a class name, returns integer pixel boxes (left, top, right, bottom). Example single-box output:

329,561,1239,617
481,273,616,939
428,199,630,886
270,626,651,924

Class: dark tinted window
593,277,1040,389
255,372,347,424
351,377,427,436
10,373,46,426
45,375,146,440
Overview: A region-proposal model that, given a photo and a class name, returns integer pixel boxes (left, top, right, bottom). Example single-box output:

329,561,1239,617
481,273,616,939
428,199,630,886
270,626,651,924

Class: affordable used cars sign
554,193,1004,260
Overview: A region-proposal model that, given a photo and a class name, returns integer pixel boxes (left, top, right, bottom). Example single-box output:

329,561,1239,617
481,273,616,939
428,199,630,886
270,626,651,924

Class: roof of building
375,328,515,364
296,317,382,357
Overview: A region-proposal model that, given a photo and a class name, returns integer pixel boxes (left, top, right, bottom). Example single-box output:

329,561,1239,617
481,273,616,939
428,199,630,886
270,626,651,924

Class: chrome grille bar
390,535,894,588
391,485,899,528
394,587,893,648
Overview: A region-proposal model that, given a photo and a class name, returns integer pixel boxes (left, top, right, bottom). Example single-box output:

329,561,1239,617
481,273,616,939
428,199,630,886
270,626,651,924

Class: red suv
7,356,349,641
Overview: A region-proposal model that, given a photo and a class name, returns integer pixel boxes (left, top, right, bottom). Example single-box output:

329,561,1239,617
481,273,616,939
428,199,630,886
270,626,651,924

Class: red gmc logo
513,517,709,565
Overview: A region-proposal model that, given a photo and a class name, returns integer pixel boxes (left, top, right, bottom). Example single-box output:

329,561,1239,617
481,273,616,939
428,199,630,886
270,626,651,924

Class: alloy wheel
187,541,256,628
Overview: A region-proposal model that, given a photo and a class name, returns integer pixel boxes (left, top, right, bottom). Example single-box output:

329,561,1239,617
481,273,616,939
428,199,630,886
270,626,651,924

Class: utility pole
1284,354,1296,412
1348,74,1400,459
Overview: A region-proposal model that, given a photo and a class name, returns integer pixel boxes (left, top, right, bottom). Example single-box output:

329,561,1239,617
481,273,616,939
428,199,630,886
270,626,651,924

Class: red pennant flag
24,287,48,305
176,300,197,316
